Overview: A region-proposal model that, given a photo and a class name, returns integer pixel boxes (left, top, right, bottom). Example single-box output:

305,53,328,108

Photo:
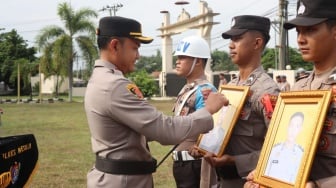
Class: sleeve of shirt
107,79,214,145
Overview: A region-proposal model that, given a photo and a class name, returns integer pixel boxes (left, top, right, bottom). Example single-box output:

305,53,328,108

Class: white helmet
174,35,211,59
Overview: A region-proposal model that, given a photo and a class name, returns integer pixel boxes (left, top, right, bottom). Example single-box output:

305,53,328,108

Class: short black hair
326,19,336,29
200,58,208,68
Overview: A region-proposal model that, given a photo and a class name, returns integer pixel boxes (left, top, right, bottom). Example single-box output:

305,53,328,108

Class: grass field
0,99,176,188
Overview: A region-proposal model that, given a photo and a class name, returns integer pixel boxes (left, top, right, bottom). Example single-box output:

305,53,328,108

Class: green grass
0,99,176,188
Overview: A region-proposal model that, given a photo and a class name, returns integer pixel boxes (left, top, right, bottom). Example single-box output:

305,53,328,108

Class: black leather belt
95,155,157,175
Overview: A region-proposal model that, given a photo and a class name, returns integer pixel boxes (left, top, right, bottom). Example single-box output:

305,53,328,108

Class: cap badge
231,18,236,28
297,2,305,15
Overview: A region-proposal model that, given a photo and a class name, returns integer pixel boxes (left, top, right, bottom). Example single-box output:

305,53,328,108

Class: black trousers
173,160,202,188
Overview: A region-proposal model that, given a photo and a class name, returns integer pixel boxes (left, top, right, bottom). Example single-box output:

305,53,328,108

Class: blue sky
0,0,298,61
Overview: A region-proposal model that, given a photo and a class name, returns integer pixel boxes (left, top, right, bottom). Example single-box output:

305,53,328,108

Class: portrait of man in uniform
265,112,305,184
197,85,249,157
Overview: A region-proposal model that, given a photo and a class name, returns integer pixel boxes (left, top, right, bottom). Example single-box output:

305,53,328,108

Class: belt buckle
172,151,179,161
172,150,196,161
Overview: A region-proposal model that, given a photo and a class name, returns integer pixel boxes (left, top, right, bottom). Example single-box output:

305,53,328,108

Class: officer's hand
246,170,255,181
243,170,259,188
203,152,234,167
205,92,229,114
244,181,259,188
305,181,317,188
188,145,203,159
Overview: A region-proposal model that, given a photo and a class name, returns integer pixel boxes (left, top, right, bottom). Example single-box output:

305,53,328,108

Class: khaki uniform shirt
218,66,280,184
292,67,336,186
85,60,214,188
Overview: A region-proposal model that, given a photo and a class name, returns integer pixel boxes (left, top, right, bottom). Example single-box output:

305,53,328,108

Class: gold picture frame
254,90,332,188
196,85,249,157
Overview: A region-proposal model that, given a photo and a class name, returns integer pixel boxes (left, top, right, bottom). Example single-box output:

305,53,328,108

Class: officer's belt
172,150,199,161
216,165,240,179
95,155,157,175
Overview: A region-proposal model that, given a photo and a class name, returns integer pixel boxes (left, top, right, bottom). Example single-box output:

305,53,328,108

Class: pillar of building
158,1,219,97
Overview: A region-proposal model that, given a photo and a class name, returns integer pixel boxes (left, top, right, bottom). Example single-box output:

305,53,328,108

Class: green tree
287,47,313,71
261,48,278,71
10,59,39,96
136,50,162,72
0,29,36,93
127,70,159,98
261,47,313,71
211,49,237,71
36,2,98,101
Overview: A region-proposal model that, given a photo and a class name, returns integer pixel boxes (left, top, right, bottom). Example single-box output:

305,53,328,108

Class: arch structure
157,1,219,97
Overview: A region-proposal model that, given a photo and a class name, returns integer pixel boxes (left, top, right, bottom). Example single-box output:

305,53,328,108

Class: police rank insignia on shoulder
126,83,144,99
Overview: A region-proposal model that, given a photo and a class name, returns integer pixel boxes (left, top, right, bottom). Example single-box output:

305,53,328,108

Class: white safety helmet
174,35,211,59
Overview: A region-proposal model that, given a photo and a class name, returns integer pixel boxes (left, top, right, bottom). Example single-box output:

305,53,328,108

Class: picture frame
196,85,249,157
254,90,332,188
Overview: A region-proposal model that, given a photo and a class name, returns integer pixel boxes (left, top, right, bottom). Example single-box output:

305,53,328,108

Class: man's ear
109,39,119,52
255,37,263,50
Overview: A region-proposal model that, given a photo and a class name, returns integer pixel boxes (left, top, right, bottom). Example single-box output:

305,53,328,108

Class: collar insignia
328,73,336,81
246,75,256,85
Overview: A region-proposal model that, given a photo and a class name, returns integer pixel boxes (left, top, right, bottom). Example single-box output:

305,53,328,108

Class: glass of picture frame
196,85,249,157
254,90,332,188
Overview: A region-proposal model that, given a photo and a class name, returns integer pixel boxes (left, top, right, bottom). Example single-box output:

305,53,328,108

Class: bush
127,69,159,98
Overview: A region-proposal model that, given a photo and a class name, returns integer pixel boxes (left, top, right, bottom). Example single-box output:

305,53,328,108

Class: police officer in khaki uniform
202,15,280,187
85,16,228,188
244,0,336,187
171,36,218,188
285,0,336,187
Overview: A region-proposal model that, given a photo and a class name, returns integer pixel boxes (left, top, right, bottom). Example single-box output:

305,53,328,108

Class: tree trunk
68,60,73,102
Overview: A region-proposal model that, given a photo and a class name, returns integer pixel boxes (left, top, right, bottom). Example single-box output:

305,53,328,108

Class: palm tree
36,2,98,101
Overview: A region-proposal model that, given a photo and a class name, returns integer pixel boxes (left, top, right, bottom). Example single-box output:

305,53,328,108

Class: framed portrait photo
196,85,249,157
254,90,332,188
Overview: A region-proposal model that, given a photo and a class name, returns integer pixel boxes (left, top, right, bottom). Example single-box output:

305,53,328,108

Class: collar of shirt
300,67,336,89
230,66,265,86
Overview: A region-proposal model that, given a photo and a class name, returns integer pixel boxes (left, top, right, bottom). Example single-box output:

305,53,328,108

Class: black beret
222,15,270,43
96,16,153,44
284,0,336,29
